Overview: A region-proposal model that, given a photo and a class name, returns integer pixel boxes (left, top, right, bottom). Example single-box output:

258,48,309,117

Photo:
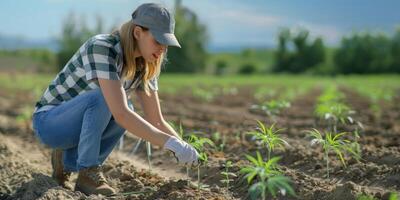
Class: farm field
0,73,399,200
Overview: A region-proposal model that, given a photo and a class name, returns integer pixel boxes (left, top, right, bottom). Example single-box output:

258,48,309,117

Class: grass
0,73,327,99
2,72,399,95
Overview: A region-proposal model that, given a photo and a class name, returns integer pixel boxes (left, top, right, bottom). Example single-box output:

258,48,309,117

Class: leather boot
75,166,116,196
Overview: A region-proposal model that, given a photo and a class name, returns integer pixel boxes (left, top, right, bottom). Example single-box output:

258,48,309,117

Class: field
0,73,399,200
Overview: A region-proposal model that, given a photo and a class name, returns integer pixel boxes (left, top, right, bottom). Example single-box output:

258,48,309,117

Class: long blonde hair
112,20,164,95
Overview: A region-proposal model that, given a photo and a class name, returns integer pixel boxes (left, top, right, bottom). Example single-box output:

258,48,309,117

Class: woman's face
134,26,167,62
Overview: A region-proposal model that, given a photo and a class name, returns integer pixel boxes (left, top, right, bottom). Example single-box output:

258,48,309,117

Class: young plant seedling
175,123,215,191
356,193,378,200
350,129,362,157
173,122,192,179
315,102,354,133
212,131,227,152
192,87,215,102
220,160,237,189
254,88,277,102
240,152,296,199
389,192,398,200
222,86,238,96
16,105,33,131
186,133,215,192
247,121,289,160
251,100,290,122
315,85,356,133
307,128,361,178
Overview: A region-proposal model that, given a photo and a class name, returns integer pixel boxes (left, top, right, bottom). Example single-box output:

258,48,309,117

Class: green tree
274,28,291,72
334,32,392,74
390,28,400,73
239,63,257,74
273,28,325,73
215,60,227,76
165,0,208,73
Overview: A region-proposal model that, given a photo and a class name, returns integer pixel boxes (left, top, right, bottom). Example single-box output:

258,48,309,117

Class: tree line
11,0,398,75
273,27,400,74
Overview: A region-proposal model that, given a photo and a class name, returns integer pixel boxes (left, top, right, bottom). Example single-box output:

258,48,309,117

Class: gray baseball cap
132,3,181,48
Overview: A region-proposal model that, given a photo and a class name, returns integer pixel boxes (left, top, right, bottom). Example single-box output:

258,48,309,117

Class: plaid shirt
34,33,158,113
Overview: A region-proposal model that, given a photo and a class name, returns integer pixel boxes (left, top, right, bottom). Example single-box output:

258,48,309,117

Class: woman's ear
133,26,141,40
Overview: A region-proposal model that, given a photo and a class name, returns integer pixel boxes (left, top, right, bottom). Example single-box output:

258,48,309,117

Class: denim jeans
32,88,131,172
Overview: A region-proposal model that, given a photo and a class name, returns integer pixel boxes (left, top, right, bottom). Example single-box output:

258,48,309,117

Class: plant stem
186,166,190,186
197,166,201,192
146,142,152,171
224,164,229,188
261,176,266,200
325,149,329,178
333,121,337,134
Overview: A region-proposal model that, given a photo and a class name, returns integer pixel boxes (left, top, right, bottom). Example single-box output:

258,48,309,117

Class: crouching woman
32,3,199,196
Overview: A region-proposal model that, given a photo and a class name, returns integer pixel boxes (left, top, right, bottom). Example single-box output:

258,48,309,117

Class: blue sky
0,0,399,48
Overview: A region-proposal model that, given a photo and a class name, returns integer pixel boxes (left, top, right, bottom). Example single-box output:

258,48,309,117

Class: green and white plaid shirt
34,33,158,113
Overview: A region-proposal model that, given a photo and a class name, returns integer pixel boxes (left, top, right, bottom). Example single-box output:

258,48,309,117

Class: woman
32,3,199,196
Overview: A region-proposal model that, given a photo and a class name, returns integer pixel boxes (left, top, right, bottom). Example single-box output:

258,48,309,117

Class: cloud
290,21,343,44
196,6,283,46
217,10,282,29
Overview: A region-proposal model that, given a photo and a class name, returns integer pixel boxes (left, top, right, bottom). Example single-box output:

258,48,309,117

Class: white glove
163,137,200,166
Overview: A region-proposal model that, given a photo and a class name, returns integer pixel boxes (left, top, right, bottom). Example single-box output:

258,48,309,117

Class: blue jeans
32,88,130,172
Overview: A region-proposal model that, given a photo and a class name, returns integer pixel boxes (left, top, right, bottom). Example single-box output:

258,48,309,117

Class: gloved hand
163,136,200,166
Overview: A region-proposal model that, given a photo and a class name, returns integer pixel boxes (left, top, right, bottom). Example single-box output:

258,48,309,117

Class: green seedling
174,122,192,180
146,141,152,170
315,102,354,133
251,100,290,122
367,88,394,122
220,160,237,189
254,88,277,102
234,131,246,144
247,121,289,160
316,85,344,103
307,129,361,178
315,85,356,133
356,194,378,200
389,192,398,200
211,132,227,152
192,87,215,102
240,152,295,199
222,86,238,95
16,105,33,131
350,129,362,157
175,122,215,191
186,134,215,192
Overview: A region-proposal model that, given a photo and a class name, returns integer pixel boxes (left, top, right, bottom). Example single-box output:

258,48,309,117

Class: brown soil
0,85,399,200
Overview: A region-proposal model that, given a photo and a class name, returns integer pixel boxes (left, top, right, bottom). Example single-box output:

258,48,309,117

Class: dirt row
0,85,399,199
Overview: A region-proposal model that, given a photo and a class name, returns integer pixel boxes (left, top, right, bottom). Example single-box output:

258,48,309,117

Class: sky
0,0,399,48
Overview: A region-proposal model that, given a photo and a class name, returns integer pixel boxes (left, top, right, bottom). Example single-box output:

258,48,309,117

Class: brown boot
75,166,116,196
51,149,73,190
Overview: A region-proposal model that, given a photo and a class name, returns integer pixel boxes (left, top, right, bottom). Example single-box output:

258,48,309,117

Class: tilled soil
0,85,399,200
